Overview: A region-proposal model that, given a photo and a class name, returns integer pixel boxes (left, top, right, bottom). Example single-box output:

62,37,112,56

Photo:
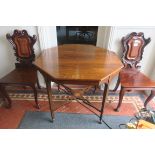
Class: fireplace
56,26,98,45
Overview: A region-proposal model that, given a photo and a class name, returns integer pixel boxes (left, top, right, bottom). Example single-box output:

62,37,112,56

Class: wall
37,26,58,87
0,26,41,79
38,26,57,50
96,26,111,48
108,26,155,90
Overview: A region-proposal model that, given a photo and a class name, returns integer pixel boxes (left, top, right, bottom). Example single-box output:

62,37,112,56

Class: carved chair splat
113,32,155,111
0,30,40,109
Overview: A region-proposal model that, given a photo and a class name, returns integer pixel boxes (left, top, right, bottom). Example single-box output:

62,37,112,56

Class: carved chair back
6,30,37,67
121,32,151,69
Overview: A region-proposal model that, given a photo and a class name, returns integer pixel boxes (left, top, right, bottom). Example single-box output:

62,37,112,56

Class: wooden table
34,44,123,123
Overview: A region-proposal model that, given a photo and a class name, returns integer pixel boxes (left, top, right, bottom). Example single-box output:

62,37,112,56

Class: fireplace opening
56,26,98,45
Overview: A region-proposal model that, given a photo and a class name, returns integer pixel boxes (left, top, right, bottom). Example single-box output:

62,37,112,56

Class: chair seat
120,68,155,88
0,68,37,85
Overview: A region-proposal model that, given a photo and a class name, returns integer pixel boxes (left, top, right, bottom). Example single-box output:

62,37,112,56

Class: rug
1,85,155,128
18,112,133,129
7,85,155,116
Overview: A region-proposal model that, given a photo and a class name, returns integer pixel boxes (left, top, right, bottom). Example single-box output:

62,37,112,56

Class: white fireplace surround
37,26,58,50
37,26,113,50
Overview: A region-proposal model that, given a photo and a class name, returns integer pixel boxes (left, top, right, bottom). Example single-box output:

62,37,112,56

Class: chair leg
37,77,41,89
112,76,120,92
92,85,97,94
58,84,60,92
31,85,40,109
114,87,125,112
0,85,12,108
144,90,155,107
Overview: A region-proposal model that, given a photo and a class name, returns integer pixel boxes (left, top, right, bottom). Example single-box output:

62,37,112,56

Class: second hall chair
113,32,155,111
0,30,40,109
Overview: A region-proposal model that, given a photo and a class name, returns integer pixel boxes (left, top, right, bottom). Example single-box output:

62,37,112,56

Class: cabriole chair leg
112,77,120,92
31,85,40,109
114,87,125,112
144,90,155,107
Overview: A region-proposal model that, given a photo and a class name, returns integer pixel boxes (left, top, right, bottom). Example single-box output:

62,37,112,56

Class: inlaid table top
34,44,123,84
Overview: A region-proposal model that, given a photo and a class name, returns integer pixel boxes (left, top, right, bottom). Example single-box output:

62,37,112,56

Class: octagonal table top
34,44,123,84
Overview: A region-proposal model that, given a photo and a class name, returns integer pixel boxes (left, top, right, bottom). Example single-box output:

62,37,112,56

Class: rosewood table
34,44,123,123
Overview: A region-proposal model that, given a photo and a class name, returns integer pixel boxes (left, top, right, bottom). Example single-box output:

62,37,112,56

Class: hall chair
0,30,40,109
113,32,155,111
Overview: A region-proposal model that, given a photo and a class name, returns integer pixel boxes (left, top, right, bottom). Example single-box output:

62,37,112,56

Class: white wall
38,26,57,50
106,26,155,90
96,26,112,49
37,26,58,87
97,26,107,48
0,26,41,78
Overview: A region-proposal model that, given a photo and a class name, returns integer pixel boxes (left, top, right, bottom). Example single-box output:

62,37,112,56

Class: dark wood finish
6,29,36,64
122,32,150,69
99,82,109,123
34,44,123,122
144,90,155,107
0,30,40,109
44,77,55,122
113,32,155,111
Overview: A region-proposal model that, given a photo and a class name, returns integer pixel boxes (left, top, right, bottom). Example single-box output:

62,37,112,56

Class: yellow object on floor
127,120,155,129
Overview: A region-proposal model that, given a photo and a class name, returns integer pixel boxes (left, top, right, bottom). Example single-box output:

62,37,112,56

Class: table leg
45,77,55,122
99,83,109,124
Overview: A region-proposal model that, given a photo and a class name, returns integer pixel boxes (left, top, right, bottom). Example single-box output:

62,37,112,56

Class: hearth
56,26,98,45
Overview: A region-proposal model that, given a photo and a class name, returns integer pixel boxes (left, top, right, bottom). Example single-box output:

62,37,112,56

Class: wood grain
34,44,123,84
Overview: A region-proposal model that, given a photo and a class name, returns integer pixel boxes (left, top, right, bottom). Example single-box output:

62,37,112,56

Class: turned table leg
99,83,109,124
45,77,55,122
